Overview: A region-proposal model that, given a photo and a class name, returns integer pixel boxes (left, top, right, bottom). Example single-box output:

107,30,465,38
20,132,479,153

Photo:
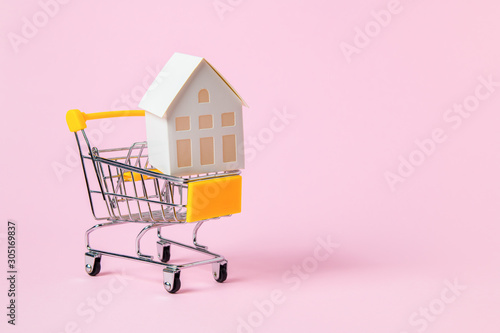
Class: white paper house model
139,53,248,177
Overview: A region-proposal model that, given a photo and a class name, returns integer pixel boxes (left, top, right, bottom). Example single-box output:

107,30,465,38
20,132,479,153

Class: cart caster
85,252,101,276
157,240,171,263
163,268,181,293
212,261,228,283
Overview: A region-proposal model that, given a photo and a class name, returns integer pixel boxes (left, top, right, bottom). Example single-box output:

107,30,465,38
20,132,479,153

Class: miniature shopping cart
66,109,242,293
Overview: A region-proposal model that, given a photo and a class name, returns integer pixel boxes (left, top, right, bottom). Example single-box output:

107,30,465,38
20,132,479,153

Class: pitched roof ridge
139,53,247,117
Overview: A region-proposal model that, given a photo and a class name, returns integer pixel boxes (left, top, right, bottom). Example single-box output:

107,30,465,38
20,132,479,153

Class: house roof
139,52,248,117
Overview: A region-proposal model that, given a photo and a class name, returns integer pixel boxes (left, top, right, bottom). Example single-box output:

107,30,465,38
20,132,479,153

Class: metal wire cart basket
66,109,242,293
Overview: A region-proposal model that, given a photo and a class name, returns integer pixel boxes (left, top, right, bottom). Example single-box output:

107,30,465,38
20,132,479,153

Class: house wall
165,61,245,176
145,111,171,174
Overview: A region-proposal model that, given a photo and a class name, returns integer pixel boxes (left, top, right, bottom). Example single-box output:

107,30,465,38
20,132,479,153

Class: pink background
1,0,500,332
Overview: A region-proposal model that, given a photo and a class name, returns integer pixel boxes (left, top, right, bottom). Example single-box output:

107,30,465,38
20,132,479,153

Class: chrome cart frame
69,110,239,293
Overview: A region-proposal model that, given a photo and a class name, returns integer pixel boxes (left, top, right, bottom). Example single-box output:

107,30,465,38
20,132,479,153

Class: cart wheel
212,261,228,283
85,252,101,276
163,269,181,294
157,240,171,263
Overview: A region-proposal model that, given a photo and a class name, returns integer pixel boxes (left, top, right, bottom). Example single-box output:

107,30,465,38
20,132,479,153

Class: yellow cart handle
66,109,145,132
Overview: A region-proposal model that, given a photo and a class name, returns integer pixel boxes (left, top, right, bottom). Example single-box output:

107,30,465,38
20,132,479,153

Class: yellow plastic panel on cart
122,169,161,182
186,175,242,223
